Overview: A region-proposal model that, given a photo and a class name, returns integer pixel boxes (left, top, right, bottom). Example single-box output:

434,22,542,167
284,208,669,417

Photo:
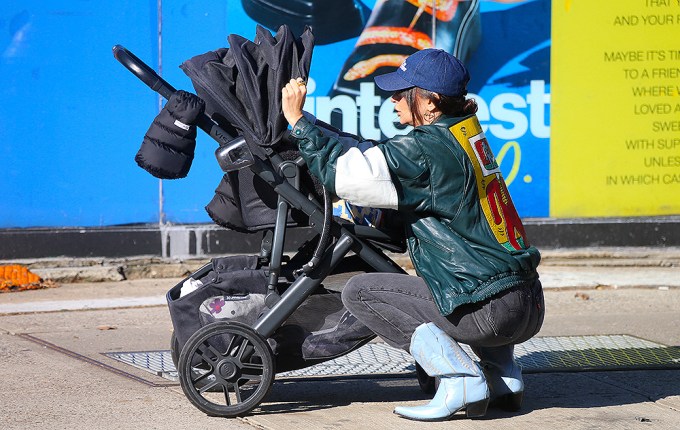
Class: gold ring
296,79,306,87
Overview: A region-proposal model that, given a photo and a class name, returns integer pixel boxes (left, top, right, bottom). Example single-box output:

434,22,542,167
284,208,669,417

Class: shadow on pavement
253,354,680,417
255,377,427,415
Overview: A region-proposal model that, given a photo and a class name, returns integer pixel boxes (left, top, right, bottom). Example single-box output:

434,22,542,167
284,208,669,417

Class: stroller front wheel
178,321,275,417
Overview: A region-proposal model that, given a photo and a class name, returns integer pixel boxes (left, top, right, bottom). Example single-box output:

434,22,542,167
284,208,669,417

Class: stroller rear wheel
173,329,230,392
170,330,180,370
178,321,275,417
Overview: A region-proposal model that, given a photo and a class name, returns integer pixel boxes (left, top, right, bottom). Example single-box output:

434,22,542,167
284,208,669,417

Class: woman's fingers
283,78,307,96
282,78,307,126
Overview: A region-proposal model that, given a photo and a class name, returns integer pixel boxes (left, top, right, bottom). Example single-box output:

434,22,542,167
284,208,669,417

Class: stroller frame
114,46,406,417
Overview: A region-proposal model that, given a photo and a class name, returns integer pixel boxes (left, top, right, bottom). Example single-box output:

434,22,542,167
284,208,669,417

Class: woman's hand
281,78,307,127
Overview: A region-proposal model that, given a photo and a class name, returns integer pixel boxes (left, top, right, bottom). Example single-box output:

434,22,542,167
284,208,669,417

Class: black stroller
113,27,408,418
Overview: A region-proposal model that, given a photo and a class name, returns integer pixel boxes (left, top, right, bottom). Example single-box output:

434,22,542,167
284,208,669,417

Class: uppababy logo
174,119,190,131
302,79,551,141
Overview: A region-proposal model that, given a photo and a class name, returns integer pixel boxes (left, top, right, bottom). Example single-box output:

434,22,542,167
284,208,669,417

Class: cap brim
374,71,414,92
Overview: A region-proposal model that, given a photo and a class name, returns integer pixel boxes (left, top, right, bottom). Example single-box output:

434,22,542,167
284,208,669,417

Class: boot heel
465,398,489,418
495,391,523,412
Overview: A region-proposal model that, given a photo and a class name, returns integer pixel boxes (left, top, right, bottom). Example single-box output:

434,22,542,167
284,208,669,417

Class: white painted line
0,296,166,314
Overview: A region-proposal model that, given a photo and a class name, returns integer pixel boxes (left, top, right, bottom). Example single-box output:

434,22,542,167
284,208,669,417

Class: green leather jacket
291,113,540,316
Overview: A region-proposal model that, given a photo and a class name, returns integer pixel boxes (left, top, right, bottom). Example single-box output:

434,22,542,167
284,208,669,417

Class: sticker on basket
199,294,266,326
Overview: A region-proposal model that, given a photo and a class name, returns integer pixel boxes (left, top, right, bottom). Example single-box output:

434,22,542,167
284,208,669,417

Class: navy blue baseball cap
374,49,470,97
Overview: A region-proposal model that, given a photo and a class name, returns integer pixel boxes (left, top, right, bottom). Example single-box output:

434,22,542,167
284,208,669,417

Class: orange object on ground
0,264,57,293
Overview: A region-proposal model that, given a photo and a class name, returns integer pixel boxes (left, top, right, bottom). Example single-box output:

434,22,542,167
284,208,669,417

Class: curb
2,247,679,284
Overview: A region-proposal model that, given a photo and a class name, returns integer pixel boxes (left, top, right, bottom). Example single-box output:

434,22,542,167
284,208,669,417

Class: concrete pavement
1,247,679,429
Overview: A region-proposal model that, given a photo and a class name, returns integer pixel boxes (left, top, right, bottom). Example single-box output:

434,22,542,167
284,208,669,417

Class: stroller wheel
174,329,230,393
178,321,275,417
170,331,180,370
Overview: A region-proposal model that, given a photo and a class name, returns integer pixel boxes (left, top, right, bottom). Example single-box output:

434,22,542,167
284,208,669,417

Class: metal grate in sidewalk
104,335,680,382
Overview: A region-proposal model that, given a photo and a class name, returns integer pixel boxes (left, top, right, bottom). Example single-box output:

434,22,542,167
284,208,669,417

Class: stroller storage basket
167,254,377,373
167,255,267,355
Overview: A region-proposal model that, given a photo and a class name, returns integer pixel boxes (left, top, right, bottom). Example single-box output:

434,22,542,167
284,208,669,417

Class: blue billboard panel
0,1,161,227
0,0,550,228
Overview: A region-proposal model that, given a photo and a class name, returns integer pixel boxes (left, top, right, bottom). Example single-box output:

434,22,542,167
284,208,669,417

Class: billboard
551,0,680,217
0,0,675,229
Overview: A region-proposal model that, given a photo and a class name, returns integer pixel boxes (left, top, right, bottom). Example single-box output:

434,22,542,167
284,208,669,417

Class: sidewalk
1,247,679,429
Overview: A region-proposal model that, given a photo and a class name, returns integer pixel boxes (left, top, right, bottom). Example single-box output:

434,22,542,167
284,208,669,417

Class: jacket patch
450,117,529,251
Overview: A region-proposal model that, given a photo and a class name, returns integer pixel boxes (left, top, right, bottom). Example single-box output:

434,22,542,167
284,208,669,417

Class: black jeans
341,273,544,351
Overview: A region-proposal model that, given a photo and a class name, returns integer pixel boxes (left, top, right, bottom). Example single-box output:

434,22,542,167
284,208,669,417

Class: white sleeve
334,146,399,209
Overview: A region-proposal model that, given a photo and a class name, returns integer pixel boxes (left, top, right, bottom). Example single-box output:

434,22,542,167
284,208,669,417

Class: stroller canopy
181,25,314,149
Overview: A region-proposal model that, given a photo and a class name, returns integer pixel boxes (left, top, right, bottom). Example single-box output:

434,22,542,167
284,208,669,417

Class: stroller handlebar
112,45,176,100
113,44,237,144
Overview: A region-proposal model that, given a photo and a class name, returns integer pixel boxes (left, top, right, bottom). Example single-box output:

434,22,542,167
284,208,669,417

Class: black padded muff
135,90,205,179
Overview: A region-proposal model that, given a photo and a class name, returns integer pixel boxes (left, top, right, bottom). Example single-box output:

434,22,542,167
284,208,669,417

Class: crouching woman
282,49,544,421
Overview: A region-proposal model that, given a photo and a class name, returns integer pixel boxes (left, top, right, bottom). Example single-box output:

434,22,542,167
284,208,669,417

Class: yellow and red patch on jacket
450,117,529,251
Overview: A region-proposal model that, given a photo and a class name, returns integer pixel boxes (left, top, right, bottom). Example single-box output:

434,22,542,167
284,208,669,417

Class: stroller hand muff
135,90,205,179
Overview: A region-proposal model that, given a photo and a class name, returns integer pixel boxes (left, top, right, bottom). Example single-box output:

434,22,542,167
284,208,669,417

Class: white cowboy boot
394,323,489,421
473,345,524,411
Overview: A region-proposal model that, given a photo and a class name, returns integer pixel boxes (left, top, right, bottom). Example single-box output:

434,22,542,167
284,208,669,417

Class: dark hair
399,87,478,126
